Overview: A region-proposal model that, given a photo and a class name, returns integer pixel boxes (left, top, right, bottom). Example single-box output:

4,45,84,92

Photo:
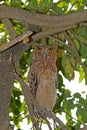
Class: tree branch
44,118,53,130
0,4,87,27
0,30,33,52
0,53,15,130
2,18,17,39
32,25,77,41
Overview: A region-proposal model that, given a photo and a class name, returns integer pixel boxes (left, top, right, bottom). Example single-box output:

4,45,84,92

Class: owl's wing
28,63,38,98
55,73,58,89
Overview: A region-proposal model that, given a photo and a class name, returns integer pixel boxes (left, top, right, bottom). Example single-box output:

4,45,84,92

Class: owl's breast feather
36,69,57,110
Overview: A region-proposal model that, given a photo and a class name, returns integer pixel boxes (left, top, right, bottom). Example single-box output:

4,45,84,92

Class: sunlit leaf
73,38,80,51
61,55,75,80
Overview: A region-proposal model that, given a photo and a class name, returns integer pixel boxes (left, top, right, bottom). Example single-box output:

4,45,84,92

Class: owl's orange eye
38,48,42,53
47,48,52,54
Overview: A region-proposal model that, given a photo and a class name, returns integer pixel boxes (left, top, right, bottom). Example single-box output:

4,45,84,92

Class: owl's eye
38,48,42,53
47,48,52,54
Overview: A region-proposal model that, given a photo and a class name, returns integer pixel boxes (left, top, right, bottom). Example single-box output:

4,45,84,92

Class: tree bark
0,52,14,130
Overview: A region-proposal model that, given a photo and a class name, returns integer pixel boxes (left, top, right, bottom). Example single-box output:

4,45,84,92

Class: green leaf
85,75,87,84
74,33,87,46
0,23,4,31
11,0,22,7
80,43,87,59
58,74,64,87
26,0,53,13
26,0,38,12
63,98,75,110
63,89,71,99
83,0,87,5
73,39,80,51
73,93,81,98
79,67,85,82
61,55,75,80
76,107,87,123
74,26,87,38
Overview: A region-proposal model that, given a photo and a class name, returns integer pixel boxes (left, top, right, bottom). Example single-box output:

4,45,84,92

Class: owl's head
33,44,57,61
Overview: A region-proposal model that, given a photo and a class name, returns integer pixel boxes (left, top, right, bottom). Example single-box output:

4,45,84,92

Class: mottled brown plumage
28,44,58,111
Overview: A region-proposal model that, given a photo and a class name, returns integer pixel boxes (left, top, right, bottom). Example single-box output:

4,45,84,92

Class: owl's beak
42,52,47,59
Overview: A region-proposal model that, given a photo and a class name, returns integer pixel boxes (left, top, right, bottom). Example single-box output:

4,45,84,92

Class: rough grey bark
0,52,14,130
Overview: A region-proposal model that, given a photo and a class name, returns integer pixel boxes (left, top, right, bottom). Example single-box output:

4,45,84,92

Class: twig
10,111,29,122
49,35,72,50
80,22,87,27
45,118,53,130
43,110,67,130
62,108,83,125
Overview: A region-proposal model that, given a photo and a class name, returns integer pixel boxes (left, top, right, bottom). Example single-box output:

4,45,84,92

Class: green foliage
26,0,53,13
0,0,87,129
10,81,30,129
11,20,26,35
61,54,75,80
11,0,22,8
0,21,10,44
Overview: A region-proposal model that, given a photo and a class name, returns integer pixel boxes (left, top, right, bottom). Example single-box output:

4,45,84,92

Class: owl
28,44,58,111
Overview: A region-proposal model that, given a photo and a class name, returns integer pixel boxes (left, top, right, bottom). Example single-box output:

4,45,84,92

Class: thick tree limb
0,4,87,27
0,54,15,130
